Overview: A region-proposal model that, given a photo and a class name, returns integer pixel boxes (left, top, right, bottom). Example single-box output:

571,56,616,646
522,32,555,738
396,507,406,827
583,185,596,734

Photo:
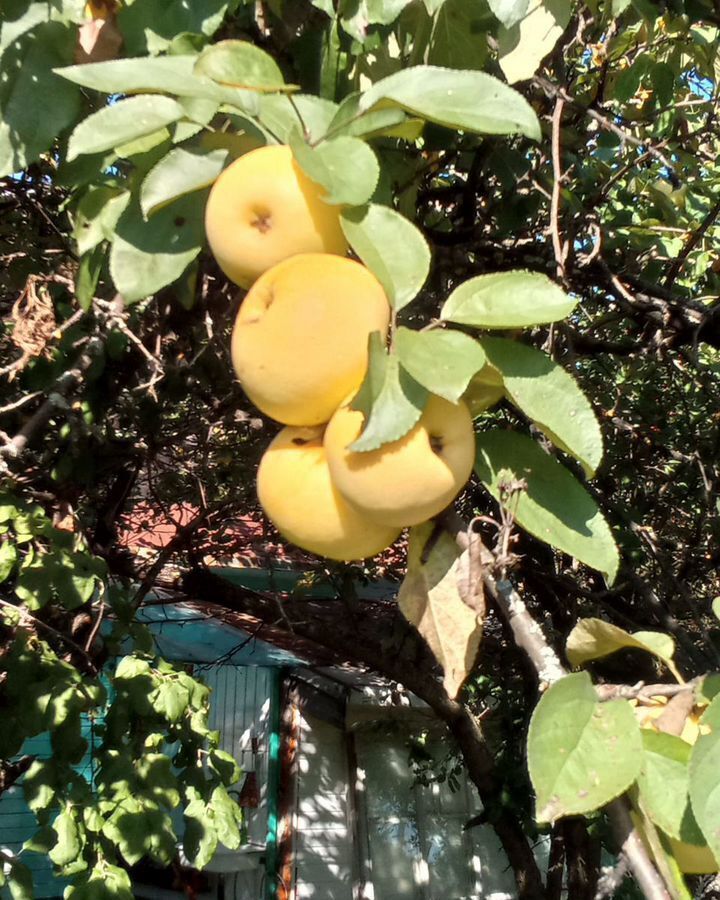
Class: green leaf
428,0,490,69
359,65,541,141
395,328,486,403
183,800,219,869
24,759,57,813
73,187,131,256
339,0,414,38
0,22,80,178
566,618,681,679
55,55,203,94
117,0,229,56
498,0,572,84
638,731,703,843
49,808,82,867
475,431,619,582
151,680,191,722
0,540,18,582
65,863,133,900
289,131,379,206
67,96,185,161
488,0,530,28
209,749,242,785
76,244,107,312
194,39,287,91
7,860,32,900
341,204,430,311
102,796,176,866
140,146,228,218
441,270,576,328
209,785,242,848
480,337,603,476
24,824,57,854
257,93,338,143
350,333,428,452
651,62,675,107
528,672,643,823
55,55,257,111
327,94,424,141
689,696,720,863
109,192,206,304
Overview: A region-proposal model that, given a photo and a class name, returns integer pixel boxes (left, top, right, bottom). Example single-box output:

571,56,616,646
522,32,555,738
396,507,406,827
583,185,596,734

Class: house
0,566,521,900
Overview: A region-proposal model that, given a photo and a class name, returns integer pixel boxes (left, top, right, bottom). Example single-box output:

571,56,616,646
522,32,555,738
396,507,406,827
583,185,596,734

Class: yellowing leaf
398,522,483,698
566,618,681,680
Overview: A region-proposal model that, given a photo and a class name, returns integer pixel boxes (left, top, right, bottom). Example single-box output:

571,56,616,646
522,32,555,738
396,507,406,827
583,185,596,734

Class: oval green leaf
689,696,720,863
359,65,541,141
475,430,619,582
480,337,603,476
0,22,80,179
194,39,288,91
528,672,642,823
54,55,258,112
67,96,185,161
140,146,228,218
566,618,680,679
257,93,338,144
350,335,428,452
340,204,430,311
441,270,577,328
328,93,424,141
109,193,206,304
638,730,704,843
289,131,379,206
396,327,486,403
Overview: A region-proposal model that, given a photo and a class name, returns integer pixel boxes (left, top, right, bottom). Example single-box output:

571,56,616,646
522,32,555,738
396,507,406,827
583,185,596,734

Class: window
354,733,516,900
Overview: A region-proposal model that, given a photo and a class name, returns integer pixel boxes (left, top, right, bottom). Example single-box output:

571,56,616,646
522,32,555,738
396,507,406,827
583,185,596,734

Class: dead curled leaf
74,15,123,65
398,522,484,699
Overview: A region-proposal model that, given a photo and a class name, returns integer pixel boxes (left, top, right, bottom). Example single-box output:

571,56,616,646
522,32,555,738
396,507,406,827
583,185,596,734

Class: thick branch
453,524,670,900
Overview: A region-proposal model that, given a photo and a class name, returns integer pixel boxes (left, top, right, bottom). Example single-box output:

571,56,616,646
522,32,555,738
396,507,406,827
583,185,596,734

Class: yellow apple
231,253,390,426
323,395,476,528
257,426,400,560
204,144,348,288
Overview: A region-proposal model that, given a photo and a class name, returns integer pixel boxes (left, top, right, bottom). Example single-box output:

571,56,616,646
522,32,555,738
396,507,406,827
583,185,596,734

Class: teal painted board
0,732,66,900
0,717,104,898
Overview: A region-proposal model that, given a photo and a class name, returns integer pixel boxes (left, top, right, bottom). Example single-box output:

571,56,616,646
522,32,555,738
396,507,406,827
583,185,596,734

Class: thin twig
664,196,720,287
0,337,103,462
0,597,97,670
534,76,677,178
550,98,569,283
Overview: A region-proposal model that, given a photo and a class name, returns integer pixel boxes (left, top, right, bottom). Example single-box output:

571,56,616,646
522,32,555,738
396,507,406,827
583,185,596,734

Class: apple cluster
204,145,475,561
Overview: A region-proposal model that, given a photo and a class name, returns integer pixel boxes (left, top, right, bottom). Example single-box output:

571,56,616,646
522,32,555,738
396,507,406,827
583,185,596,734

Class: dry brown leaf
75,16,123,65
654,690,695,736
398,522,483,699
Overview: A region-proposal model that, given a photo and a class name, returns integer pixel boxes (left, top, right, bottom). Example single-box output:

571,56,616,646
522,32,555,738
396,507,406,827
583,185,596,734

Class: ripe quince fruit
257,425,400,560
231,253,390,426
324,395,475,528
205,144,348,288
